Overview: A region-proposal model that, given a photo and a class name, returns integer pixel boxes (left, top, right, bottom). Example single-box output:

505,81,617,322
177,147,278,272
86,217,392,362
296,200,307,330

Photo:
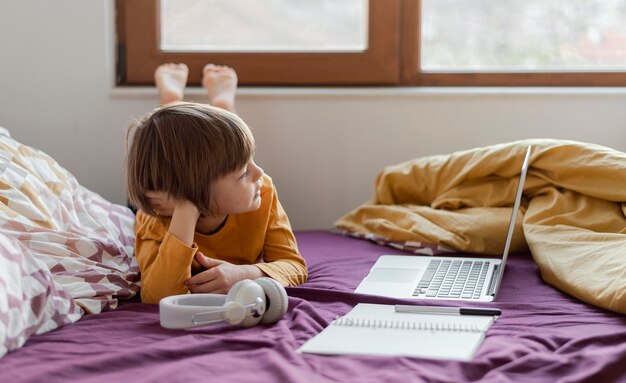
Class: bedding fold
0,126,139,356
336,139,626,314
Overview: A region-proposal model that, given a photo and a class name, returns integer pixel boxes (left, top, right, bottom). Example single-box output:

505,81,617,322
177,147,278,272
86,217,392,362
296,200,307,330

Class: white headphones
159,277,288,329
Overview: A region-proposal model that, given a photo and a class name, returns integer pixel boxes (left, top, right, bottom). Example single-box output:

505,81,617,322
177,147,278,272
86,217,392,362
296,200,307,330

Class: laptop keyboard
412,259,490,299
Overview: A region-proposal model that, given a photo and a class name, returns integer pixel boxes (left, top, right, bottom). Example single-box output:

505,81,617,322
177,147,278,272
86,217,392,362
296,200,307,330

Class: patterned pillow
0,233,81,356
0,127,139,357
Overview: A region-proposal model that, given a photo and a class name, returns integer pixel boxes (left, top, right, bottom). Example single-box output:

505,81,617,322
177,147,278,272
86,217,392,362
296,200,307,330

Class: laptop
355,146,532,302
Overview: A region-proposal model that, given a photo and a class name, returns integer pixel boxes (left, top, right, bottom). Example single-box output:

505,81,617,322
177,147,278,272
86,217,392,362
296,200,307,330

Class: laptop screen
492,145,532,299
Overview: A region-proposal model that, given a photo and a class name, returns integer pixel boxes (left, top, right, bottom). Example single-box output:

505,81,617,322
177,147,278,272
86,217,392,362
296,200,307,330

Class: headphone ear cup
226,279,265,328
254,277,288,324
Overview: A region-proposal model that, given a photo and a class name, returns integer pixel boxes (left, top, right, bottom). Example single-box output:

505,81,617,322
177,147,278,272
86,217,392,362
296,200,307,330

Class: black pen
394,305,501,316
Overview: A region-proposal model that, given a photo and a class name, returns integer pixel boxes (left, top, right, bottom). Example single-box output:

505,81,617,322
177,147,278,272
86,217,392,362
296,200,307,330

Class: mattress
1,230,624,382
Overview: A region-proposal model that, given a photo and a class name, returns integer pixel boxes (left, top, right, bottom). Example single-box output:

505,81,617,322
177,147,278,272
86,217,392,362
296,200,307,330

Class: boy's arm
255,187,308,286
135,203,200,303
146,191,200,246
167,200,201,246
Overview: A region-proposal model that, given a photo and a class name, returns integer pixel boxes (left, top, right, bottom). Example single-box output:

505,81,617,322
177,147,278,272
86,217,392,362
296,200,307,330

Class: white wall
1,1,626,230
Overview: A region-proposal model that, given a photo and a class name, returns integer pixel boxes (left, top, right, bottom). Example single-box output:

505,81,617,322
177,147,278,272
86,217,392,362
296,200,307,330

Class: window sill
109,86,626,99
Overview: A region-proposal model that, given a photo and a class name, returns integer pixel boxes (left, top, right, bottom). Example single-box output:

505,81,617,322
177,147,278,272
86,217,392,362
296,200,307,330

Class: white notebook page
298,303,495,360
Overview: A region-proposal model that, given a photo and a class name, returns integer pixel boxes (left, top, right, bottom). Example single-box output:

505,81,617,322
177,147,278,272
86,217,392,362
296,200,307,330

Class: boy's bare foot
201,64,238,112
155,63,189,105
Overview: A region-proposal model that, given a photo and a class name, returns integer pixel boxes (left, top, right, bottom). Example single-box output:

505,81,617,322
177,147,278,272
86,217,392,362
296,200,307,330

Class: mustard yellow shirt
135,174,308,303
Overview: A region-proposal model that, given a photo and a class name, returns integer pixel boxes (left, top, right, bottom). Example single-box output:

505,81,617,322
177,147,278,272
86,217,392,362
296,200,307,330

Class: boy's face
210,157,264,215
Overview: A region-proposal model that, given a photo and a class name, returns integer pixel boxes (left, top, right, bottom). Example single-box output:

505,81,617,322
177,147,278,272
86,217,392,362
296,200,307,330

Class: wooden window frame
401,1,626,86
117,0,399,86
117,0,626,87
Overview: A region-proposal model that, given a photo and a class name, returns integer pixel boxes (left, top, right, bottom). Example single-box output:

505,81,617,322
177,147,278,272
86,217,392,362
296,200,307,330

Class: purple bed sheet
1,230,625,383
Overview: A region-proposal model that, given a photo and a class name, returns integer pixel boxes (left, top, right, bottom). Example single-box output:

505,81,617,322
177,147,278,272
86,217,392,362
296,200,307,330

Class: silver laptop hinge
487,264,501,296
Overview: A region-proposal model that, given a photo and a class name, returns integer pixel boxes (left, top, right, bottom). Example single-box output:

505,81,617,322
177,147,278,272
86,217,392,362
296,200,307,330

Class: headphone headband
160,294,228,329
159,278,288,329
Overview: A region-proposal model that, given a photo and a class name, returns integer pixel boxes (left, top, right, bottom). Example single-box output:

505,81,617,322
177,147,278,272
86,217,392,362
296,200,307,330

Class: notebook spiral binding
332,316,481,333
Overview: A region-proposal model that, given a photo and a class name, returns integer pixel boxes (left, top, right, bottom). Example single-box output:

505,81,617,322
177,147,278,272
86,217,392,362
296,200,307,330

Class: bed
1,229,625,383
1,129,625,382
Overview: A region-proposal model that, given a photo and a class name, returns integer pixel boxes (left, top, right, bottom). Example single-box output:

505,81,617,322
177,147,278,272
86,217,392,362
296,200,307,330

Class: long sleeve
133,174,307,303
254,184,308,286
135,212,198,303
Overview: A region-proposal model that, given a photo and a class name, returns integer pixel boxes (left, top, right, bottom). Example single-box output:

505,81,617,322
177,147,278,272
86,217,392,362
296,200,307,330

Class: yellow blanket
336,139,626,314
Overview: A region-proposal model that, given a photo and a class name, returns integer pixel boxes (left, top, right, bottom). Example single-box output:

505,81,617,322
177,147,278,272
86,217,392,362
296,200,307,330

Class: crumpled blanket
336,139,626,314
0,127,139,357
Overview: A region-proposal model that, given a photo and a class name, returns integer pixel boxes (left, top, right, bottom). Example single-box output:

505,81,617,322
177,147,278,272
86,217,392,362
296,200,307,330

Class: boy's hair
126,102,254,217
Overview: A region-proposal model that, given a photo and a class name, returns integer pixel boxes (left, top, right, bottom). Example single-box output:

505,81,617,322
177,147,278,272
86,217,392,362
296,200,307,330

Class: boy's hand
185,252,264,294
145,191,198,218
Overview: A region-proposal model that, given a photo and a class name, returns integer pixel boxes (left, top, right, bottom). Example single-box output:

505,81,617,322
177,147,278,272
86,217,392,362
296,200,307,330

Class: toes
203,63,218,74
203,64,235,76
156,63,188,74
177,63,189,74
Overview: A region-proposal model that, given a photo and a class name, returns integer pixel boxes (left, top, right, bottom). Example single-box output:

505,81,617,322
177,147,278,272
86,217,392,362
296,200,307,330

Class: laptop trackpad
367,268,420,283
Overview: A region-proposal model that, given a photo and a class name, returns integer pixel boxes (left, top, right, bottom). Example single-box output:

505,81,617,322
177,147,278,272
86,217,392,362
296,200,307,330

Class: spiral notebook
298,303,495,360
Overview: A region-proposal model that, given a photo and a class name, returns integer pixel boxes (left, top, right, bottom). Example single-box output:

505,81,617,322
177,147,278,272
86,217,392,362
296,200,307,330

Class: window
117,0,399,86
414,0,626,85
117,0,626,86
159,0,368,52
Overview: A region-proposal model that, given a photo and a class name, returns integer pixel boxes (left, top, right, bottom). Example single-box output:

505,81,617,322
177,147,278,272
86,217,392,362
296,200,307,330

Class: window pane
160,0,368,52
421,0,626,72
